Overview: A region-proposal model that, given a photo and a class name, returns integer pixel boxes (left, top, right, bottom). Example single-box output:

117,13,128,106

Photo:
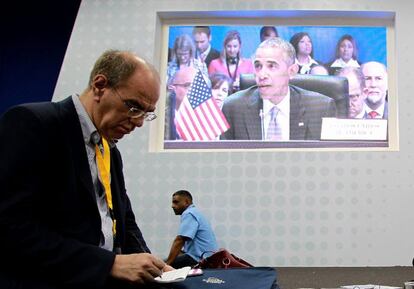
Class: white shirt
71,95,114,251
330,58,360,68
295,56,318,74
199,45,211,62
354,109,366,119
262,90,290,141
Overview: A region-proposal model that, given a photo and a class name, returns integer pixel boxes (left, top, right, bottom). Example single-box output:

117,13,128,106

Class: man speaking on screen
221,37,337,141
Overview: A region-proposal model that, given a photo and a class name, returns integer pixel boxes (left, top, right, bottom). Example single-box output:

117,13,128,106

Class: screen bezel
150,10,397,152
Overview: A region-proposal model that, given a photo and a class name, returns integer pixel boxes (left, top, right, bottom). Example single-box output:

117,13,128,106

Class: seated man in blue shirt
166,190,218,268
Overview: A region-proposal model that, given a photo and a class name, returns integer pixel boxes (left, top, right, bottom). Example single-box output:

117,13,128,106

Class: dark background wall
0,0,81,115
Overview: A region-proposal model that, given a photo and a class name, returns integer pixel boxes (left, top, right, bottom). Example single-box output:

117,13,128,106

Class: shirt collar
296,57,318,74
364,102,385,117
262,89,290,116
295,56,318,66
72,94,115,148
354,110,366,119
200,45,211,59
331,58,360,68
184,204,195,213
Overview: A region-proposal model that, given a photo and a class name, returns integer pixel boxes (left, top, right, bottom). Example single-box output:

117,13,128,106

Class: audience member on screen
328,34,360,75
208,30,254,92
309,64,329,76
166,190,218,268
165,66,197,140
289,32,319,74
0,49,173,289
361,61,388,119
260,26,279,42
167,34,208,86
192,26,220,68
221,37,337,141
210,73,233,109
336,67,367,118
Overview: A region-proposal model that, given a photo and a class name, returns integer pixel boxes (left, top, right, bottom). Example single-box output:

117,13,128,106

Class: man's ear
288,63,299,79
184,198,192,206
91,74,108,101
167,83,175,92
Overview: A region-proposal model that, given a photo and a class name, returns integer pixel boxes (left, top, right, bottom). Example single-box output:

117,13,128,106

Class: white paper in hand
154,266,191,283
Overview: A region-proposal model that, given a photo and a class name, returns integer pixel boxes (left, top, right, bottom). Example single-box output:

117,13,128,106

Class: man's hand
163,264,175,272
110,253,165,284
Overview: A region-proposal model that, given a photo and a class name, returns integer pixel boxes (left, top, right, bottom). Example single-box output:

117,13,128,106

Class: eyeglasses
173,82,192,89
113,88,157,121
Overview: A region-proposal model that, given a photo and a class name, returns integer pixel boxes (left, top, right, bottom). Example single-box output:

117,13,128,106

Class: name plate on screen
321,118,388,140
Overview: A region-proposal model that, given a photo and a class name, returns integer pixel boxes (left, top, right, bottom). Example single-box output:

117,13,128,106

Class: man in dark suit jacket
0,50,171,289
192,26,220,68
221,38,336,141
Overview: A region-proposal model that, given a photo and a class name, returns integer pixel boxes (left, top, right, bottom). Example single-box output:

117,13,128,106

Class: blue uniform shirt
178,204,218,261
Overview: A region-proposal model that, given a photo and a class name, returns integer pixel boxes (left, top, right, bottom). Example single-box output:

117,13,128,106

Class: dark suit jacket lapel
289,87,306,140
363,101,388,119
245,88,263,140
383,100,388,119
58,97,96,202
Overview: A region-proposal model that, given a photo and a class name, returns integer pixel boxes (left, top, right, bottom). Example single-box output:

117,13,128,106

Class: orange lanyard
95,138,117,236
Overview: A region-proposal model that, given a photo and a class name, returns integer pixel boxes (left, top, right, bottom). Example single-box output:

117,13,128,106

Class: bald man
361,61,388,119
336,67,366,118
0,49,173,289
165,66,197,140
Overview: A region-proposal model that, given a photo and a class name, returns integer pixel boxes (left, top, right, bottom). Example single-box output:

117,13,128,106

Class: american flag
175,70,230,141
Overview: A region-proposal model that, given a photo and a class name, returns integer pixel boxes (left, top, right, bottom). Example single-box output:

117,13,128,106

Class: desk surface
277,267,413,289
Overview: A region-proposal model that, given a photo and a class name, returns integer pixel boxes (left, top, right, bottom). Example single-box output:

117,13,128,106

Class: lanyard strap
226,58,239,82
95,138,117,236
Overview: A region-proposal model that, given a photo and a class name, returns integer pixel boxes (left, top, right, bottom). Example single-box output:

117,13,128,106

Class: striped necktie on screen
266,106,282,140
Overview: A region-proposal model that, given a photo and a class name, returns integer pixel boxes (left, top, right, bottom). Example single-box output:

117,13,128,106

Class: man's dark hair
192,26,211,37
173,190,193,202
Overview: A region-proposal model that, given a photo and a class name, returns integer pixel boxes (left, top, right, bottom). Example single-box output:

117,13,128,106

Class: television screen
154,19,395,151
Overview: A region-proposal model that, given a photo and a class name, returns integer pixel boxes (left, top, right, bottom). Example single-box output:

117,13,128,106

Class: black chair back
239,73,349,118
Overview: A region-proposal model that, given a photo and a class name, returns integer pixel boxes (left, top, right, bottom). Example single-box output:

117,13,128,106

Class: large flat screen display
152,13,396,151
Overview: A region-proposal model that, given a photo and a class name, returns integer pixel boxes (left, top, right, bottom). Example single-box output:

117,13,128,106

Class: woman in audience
167,34,208,85
289,32,319,74
208,30,254,92
260,26,279,42
210,73,232,110
327,34,360,75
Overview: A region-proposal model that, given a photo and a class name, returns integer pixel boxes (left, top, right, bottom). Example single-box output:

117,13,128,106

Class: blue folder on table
155,267,278,289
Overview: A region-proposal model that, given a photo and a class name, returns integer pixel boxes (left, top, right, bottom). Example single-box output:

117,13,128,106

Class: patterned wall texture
53,0,414,266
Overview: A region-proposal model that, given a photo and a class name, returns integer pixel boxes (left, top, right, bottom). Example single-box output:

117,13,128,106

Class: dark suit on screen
363,100,388,119
221,85,337,140
164,92,180,140
203,47,220,68
0,97,150,289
